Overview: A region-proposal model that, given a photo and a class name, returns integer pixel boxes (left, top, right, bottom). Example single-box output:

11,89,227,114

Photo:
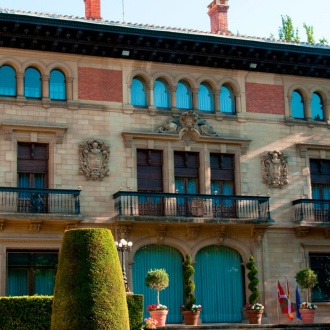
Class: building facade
0,0,329,324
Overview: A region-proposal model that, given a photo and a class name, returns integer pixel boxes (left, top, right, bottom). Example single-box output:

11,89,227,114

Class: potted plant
296,267,318,324
180,255,202,325
143,317,158,329
244,256,265,324
145,268,169,326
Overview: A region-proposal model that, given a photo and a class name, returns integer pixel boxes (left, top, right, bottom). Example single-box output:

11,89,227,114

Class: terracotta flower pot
182,310,200,325
300,309,316,324
246,309,264,324
149,309,168,326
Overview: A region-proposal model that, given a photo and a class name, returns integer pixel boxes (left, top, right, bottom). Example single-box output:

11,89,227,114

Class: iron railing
0,187,81,215
113,191,271,222
292,198,330,222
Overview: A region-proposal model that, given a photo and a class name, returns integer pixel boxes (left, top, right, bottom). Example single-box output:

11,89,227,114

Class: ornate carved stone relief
116,225,131,240
253,228,265,247
261,150,289,188
157,110,219,146
186,225,200,240
79,140,110,181
155,224,167,243
216,225,226,245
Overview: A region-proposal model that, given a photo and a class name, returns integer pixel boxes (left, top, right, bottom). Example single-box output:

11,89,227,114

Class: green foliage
145,268,169,305
51,228,130,330
246,256,260,304
126,294,144,330
296,268,318,290
0,296,52,330
182,254,196,310
303,23,315,44
319,37,329,45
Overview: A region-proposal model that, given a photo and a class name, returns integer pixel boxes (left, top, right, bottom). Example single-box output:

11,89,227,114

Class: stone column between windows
148,83,154,107
234,92,241,113
305,97,312,119
324,100,330,121
214,89,220,112
170,86,177,109
16,73,24,98
66,77,74,101
192,88,199,111
42,75,50,100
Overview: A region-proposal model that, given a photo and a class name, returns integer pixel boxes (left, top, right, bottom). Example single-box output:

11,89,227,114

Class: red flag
278,280,296,318
285,278,294,321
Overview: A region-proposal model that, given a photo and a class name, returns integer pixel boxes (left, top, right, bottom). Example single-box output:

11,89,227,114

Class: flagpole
276,275,279,324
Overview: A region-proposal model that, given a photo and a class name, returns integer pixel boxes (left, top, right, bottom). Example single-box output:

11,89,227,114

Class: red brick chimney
84,0,101,20
207,0,229,34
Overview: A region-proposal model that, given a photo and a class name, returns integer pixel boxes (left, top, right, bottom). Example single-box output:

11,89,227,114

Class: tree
303,23,315,44
278,15,300,42
246,256,260,304
182,254,196,310
145,269,169,306
51,228,130,330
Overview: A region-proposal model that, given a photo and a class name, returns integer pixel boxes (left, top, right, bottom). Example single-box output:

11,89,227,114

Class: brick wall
78,67,122,102
246,82,285,115
84,0,101,20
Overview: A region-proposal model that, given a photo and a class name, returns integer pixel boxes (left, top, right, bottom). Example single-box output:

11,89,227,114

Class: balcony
293,198,330,223
113,191,272,223
0,187,81,215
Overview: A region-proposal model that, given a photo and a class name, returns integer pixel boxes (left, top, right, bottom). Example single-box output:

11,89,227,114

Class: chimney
84,0,101,20
207,0,229,34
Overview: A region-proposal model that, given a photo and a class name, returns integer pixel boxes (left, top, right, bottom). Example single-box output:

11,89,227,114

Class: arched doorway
195,245,244,323
132,244,184,324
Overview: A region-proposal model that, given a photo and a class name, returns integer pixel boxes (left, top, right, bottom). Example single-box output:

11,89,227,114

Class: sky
0,0,329,43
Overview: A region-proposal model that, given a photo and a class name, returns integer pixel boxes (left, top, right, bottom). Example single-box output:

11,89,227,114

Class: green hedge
0,295,143,330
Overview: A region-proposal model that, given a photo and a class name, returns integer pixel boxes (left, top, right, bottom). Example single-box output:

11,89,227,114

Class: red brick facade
207,0,229,34
245,82,285,115
84,0,101,20
78,67,123,102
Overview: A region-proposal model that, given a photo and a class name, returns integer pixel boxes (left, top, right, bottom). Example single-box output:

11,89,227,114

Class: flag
286,278,294,321
278,280,296,318
296,282,302,320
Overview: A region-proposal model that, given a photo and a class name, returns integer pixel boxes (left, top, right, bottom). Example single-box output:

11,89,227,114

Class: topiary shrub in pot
244,256,265,325
51,228,130,330
145,268,169,326
180,255,202,325
296,267,318,324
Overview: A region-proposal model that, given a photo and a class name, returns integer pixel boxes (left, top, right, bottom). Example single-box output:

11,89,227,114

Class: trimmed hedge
0,295,143,330
51,228,130,330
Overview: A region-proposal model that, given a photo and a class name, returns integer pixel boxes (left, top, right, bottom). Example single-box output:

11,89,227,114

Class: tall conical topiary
182,254,196,310
246,255,260,304
51,228,130,330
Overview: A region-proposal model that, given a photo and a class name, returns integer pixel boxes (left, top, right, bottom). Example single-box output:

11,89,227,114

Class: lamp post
115,238,133,292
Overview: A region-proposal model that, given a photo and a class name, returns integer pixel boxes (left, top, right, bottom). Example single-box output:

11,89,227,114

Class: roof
1,8,330,78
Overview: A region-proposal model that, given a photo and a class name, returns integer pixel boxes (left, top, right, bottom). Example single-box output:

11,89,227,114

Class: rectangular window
137,149,163,215
7,251,58,296
17,143,48,212
210,153,235,218
310,254,330,302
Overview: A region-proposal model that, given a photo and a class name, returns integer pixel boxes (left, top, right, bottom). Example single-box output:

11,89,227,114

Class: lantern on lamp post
115,239,133,292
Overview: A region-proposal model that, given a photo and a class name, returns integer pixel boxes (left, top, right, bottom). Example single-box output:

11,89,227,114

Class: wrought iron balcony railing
293,198,330,222
0,187,81,215
113,191,271,222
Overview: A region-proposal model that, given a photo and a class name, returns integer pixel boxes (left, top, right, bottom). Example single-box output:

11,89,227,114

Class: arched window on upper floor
176,80,192,110
0,65,16,97
50,69,66,100
24,67,41,99
131,76,148,107
291,90,304,119
154,78,170,109
311,92,324,121
220,84,235,114
198,82,214,112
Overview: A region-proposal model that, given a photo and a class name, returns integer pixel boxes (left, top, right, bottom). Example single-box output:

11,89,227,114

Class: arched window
220,84,235,114
50,69,66,100
154,78,170,109
176,80,192,109
198,82,214,111
131,77,148,107
291,90,304,119
24,67,41,99
0,65,16,96
311,92,324,121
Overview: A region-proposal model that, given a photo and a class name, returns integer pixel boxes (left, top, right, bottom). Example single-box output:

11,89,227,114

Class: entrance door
132,245,183,324
195,245,244,323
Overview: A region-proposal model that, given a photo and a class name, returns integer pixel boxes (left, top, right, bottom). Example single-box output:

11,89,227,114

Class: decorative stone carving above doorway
79,139,110,181
261,150,288,188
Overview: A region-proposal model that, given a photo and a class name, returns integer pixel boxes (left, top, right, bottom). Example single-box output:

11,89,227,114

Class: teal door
132,245,184,324
195,245,244,323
